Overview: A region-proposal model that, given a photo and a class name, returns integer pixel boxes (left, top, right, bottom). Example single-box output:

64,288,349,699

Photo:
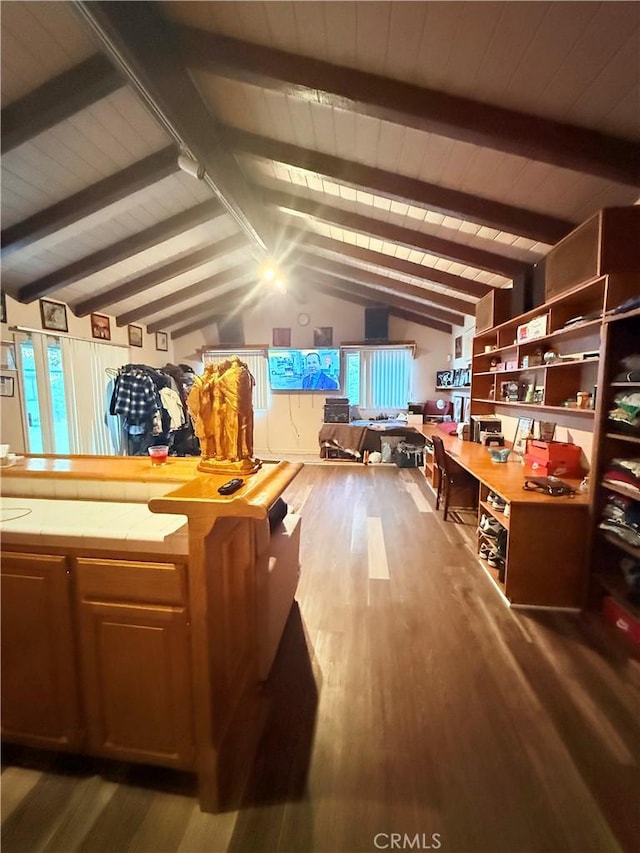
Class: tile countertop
0,497,189,556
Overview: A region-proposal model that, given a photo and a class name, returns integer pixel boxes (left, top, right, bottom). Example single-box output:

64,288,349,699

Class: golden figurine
187,356,261,475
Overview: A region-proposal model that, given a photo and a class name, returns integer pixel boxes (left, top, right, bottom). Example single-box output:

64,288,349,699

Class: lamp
177,151,205,180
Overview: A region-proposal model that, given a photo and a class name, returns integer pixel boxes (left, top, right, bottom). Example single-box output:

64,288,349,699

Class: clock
297,312,310,326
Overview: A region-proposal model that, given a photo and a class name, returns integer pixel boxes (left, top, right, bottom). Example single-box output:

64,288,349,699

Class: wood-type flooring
2,464,639,853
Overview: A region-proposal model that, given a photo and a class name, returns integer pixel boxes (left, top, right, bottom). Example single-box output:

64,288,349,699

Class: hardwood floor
3,464,639,852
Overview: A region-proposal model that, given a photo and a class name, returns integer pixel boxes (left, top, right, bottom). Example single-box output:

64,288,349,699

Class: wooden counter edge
149,460,304,520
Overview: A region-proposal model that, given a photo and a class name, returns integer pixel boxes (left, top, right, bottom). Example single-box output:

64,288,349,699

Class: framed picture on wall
156,331,168,352
1,291,6,324
273,327,291,347
0,375,15,397
314,326,333,347
453,395,464,423
40,299,68,333
128,325,143,347
454,335,462,359
90,313,111,340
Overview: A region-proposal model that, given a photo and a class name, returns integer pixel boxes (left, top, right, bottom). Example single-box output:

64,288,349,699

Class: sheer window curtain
203,350,268,410
60,337,128,454
361,347,412,409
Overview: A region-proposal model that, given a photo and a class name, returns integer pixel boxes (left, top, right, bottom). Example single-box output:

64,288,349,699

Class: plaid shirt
112,372,158,422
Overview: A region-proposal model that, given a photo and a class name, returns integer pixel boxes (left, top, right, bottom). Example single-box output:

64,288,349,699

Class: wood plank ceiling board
177,26,640,186
112,248,255,323
13,198,227,302
1,87,172,225
0,1,100,106
71,233,253,316
226,127,573,243
2,175,215,286
117,267,256,328
146,282,258,333
51,215,243,308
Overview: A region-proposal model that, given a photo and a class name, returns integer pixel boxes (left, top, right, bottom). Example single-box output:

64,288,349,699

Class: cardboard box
525,440,583,477
407,414,423,425
603,596,640,645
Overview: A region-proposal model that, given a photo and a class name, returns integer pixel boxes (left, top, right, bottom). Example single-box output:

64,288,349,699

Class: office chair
431,435,478,520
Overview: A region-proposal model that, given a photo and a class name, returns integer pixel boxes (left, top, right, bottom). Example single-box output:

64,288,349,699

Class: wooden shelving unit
589,306,640,623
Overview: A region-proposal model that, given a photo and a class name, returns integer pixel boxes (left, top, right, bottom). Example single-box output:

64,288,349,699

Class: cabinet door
78,600,194,769
1,552,82,748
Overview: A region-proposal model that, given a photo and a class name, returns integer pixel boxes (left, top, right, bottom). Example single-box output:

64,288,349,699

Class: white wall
0,294,175,452
174,291,454,456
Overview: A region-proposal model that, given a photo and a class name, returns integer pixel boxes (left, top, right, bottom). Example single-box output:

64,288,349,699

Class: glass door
16,334,70,454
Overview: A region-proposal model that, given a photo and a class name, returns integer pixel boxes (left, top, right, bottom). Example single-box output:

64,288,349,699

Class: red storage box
524,440,583,477
603,597,640,645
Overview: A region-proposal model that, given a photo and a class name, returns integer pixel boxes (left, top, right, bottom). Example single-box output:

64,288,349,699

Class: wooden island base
0,456,303,812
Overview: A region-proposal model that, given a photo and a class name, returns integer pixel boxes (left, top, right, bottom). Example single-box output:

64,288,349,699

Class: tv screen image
268,348,341,391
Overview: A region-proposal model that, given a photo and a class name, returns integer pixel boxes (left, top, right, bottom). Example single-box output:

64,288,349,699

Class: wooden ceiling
2,1,638,339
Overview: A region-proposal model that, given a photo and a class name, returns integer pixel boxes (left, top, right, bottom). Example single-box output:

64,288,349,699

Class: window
344,345,413,409
202,349,268,410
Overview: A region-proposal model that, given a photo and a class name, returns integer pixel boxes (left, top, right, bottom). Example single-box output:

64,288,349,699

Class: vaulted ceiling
2,1,639,340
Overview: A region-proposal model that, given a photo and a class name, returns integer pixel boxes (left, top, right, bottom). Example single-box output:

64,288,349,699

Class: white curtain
203,350,268,410
361,347,412,409
60,337,129,454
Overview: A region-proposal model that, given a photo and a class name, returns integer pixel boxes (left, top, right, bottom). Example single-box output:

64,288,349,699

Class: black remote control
217,478,244,495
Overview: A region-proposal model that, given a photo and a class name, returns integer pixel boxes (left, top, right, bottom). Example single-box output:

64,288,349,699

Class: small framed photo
314,326,333,347
1,291,6,324
128,324,143,348
0,341,16,370
454,335,462,359
513,416,535,455
0,375,15,397
40,299,68,333
273,327,291,347
156,331,168,352
90,313,111,340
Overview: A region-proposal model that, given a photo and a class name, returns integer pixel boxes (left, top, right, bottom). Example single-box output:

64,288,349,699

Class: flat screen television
268,348,341,391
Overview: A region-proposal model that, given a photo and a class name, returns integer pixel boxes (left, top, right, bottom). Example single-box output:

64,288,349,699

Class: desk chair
431,435,478,520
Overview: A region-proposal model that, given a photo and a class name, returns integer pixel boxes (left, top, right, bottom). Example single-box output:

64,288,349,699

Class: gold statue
187,356,261,475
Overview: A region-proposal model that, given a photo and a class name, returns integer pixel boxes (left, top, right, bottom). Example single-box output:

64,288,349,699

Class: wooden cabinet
589,307,640,632
1,552,82,749
471,273,639,421
74,557,194,769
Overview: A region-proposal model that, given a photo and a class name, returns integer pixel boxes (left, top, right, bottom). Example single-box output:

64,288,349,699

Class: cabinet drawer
75,558,187,605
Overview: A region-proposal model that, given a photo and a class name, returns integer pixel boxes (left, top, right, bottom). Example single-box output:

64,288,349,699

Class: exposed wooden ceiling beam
283,224,489,301
290,241,476,315
262,187,526,279
182,27,640,187
170,293,260,340
73,232,247,316
313,279,452,334
298,256,466,325
303,268,458,331
146,282,255,333
2,147,178,256
116,261,253,327
1,54,123,153
18,200,227,303
75,1,274,251
228,127,573,244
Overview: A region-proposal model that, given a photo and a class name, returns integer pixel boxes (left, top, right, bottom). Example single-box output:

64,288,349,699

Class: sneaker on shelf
480,515,503,536
486,492,498,505
487,552,501,568
503,503,511,518
492,497,507,512
479,542,495,561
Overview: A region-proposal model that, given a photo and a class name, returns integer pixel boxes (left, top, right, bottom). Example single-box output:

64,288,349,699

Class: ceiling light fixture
177,150,205,180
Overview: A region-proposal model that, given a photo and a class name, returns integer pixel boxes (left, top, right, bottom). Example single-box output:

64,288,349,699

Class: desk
419,426,589,608
319,421,425,458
